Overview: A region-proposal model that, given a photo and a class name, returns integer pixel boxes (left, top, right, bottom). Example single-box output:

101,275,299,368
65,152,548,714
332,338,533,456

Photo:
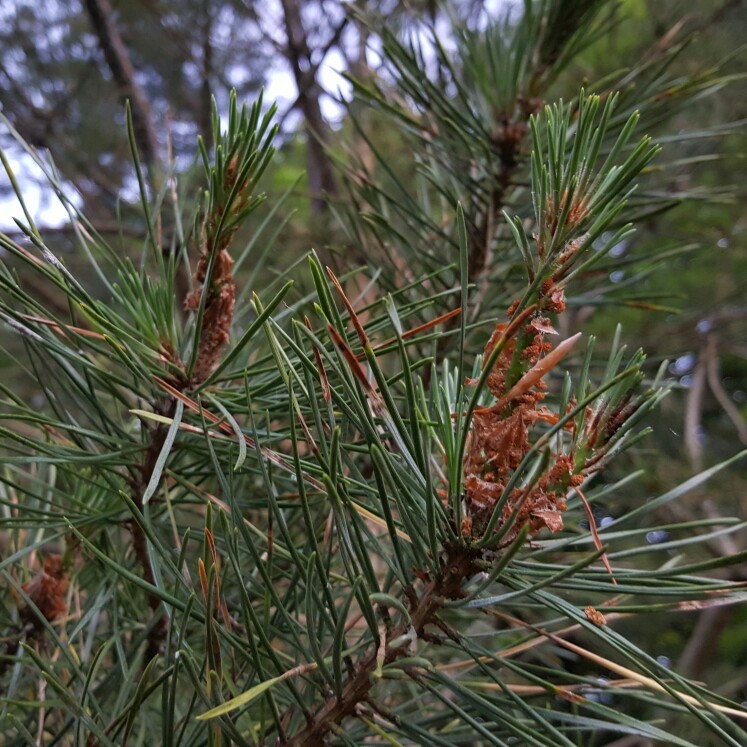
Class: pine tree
1,2,746,745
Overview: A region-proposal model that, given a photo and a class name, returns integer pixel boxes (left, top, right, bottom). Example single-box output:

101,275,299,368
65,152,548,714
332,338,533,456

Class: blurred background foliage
1,0,744,465
1,0,746,742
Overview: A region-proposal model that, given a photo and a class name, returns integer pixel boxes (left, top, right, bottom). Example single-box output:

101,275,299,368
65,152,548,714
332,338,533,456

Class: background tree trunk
83,0,160,176
279,0,339,215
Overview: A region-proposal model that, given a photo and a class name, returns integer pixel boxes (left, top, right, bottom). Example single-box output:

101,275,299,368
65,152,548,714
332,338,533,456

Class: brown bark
199,4,214,149
128,396,179,661
83,0,160,172
279,0,339,215
433,110,533,364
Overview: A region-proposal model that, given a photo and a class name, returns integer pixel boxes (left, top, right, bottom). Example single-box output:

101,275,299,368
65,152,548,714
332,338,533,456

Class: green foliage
1,2,746,746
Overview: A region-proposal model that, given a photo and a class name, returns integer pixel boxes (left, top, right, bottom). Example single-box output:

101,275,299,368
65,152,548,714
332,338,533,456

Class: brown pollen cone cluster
463,284,582,542
185,246,235,383
184,157,248,384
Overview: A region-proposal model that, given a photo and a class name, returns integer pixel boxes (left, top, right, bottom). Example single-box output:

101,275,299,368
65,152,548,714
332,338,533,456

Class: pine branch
126,396,178,662
285,543,483,746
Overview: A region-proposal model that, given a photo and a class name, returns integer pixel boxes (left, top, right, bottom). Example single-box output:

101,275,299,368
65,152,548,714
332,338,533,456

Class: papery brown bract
464,307,569,539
